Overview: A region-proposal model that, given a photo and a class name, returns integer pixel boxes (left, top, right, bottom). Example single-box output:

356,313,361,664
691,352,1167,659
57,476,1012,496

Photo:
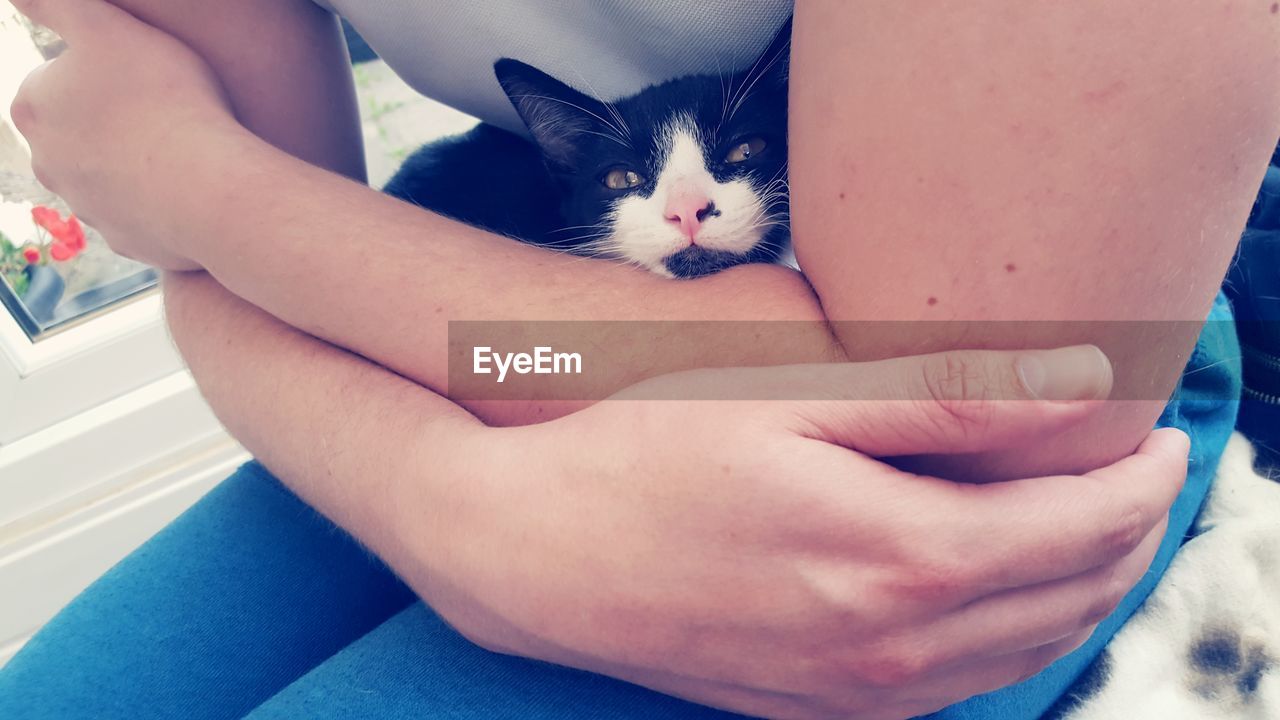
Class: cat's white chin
645,262,678,279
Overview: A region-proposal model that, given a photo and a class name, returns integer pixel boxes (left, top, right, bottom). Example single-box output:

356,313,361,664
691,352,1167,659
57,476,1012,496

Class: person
0,0,1274,717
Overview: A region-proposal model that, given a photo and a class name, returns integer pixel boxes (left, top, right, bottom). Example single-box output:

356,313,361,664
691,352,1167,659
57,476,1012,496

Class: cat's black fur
385,123,564,244
384,19,792,278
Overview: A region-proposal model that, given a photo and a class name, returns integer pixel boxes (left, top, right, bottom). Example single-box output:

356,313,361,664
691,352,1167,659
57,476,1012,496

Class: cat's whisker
756,170,790,192
602,101,632,142
507,93,633,148
563,66,633,142
549,223,611,234
544,230,619,249
541,236,616,252
713,55,730,141
576,129,634,148
721,40,768,127
726,36,789,125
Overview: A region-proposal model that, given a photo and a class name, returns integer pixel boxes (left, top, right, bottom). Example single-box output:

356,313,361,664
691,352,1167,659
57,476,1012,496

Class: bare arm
172,128,837,418
64,0,1277,442
100,2,1277,437
103,0,365,181
98,0,836,427
162,270,484,571
790,0,1280,479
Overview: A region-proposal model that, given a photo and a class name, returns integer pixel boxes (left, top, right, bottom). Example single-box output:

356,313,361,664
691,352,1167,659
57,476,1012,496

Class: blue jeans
0,297,1241,720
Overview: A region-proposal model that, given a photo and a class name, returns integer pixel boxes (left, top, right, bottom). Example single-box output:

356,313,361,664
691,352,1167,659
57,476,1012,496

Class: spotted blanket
1051,433,1280,718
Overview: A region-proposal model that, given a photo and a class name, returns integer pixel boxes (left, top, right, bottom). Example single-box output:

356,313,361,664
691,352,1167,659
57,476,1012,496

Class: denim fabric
1227,162,1280,465
0,466,417,720
0,299,1241,720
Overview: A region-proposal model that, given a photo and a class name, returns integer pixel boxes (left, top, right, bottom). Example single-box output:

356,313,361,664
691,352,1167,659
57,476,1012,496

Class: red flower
31,205,61,232
21,246,40,264
31,205,86,260
49,241,74,262
65,215,86,251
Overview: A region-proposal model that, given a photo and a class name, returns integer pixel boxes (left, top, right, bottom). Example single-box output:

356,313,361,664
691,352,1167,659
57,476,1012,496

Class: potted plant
0,204,87,322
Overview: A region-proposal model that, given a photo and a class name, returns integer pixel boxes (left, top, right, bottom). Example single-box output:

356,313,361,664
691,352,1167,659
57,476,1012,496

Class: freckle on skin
1005,263,1017,273
926,296,938,306
1272,2,1278,13
838,191,846,200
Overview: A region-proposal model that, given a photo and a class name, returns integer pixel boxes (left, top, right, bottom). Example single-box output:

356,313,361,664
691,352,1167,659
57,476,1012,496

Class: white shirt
313,0,793,134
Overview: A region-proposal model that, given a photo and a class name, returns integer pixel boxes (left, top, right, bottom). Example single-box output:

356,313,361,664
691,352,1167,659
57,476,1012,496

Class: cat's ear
756,17,792,88
494,59,606,167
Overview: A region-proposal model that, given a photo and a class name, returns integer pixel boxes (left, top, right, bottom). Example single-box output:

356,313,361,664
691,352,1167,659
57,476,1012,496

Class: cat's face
495,22,791,279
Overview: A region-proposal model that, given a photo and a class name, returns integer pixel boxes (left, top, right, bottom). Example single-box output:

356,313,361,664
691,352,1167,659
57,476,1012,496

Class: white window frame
0,292,182,441
0,283,246,667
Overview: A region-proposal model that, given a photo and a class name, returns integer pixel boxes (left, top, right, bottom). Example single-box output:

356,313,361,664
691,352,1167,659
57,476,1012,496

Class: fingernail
1016,345,1112,401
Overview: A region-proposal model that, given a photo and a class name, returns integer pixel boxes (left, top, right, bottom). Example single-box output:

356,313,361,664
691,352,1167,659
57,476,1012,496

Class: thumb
11,0,132,43
783,344,1113,456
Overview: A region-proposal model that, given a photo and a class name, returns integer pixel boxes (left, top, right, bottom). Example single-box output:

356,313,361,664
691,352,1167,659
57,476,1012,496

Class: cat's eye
724,137,767,164
603,168,645,190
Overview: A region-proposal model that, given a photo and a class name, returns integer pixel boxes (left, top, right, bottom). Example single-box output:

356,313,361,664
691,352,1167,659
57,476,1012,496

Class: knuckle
916,351,1003,438
9,91,35,134
885,555,972,606
1080,593,1117,628
1101,502,1149,557
1081,573,1130,627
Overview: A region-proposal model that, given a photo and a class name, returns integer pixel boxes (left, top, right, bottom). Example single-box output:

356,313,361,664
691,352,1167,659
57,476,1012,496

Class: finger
909,630,1094,714
9,59,55,139
10,0,133,43
602,664,817,720
925,428,1188,592
926,511,1166,663
827,631,1094,720
785,344,1113,456
614,345,1109,457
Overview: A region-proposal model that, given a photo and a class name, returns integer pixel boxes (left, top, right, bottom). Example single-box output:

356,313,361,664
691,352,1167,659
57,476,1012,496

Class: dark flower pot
21,264,65,324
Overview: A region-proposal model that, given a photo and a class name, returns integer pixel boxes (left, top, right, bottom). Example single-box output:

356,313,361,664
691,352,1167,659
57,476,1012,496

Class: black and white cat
384,21,792,279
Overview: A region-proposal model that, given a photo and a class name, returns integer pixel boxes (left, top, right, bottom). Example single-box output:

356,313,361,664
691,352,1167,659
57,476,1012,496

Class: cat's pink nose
664,194,716,242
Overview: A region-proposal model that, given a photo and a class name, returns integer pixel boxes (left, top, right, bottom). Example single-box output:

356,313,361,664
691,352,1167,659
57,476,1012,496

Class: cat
383,20,792,279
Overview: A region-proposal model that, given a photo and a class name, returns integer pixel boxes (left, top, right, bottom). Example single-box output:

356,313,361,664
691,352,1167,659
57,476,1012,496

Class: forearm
163,270,483,570
166,125,838,424
103,0,836,426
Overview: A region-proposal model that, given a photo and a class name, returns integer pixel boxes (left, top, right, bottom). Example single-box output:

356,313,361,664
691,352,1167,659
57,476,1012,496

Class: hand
9,0,236,270
402,346,1187,720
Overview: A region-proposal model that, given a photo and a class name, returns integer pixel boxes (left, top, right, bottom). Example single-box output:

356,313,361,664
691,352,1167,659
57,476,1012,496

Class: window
0,4,476,666
0,5,236,665
0,9,158,341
